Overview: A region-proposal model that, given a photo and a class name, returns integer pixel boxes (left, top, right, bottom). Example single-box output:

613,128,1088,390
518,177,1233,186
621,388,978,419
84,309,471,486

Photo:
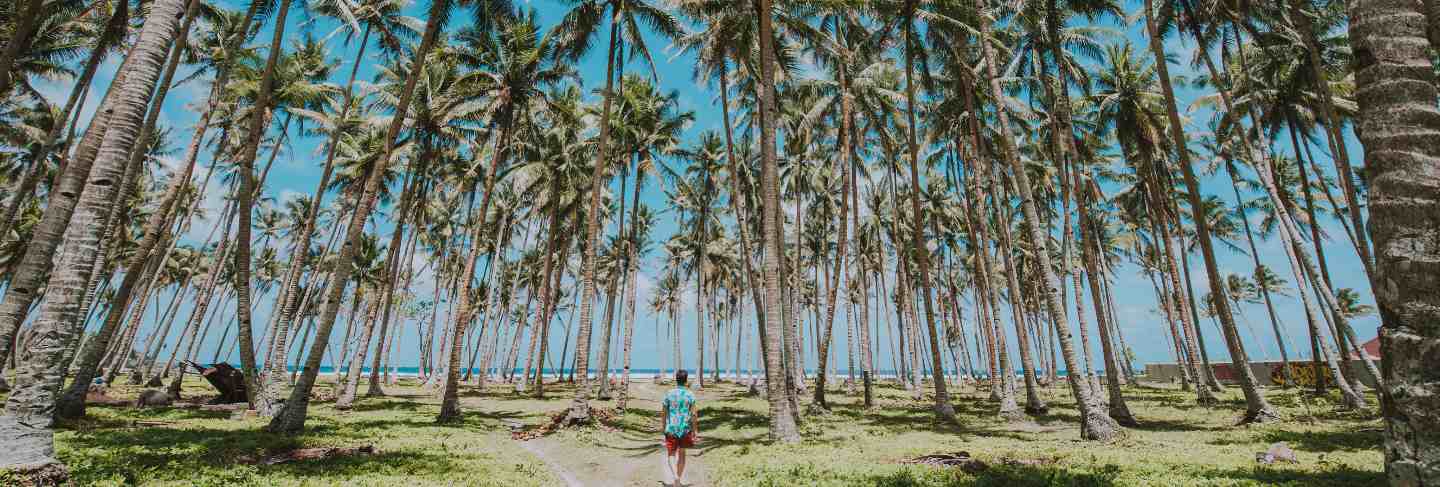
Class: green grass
670,382,1384,487
53,378,559,486
43,376,1383,486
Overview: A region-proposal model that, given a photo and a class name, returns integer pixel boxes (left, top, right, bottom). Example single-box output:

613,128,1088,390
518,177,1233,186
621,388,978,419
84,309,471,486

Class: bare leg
676,448,687,486
663,447,676,484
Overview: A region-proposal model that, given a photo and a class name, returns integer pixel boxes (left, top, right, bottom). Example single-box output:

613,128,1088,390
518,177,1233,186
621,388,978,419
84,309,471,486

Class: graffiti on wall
1270,363,1327,387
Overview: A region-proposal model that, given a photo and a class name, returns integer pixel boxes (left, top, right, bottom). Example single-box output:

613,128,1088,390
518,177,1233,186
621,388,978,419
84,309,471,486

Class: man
661,369,698,487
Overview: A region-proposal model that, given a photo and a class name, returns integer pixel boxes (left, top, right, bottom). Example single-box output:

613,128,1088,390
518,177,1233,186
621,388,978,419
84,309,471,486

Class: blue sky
40,0,1376,374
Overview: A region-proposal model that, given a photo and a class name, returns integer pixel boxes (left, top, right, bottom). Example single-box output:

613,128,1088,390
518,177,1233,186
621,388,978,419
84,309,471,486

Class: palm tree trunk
1076,165,1137,425
1227,162,1293,385
0,48,137,387
615,157,646,409
261,23,373,409
1347,1,1440,478
1284,0,1374,280
268,0,449,433
989,171,1049,416
564,6,626,424
1177,241,1224,391
0,0,190,469
55,0,203,415
811,68,853,410
1144,0,1278,423
530,208,568,398
754,0,799,442
976,0,1115,440
850,154,874,407
0,0,127,243
231,0,298,411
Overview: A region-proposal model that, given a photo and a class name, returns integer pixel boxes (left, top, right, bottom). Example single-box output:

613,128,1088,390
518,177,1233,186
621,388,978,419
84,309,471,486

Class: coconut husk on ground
900,451,989,473
237,445,376,465
511,408,620,441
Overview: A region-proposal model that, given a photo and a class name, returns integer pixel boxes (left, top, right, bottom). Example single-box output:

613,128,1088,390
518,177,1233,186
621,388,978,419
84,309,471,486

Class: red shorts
664,431,696,454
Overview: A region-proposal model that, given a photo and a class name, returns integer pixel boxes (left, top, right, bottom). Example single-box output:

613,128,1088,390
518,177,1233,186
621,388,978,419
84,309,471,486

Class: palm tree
265,0,508,435
753,0,799,444
0,0,191,472
435,6,568,420
50,0,214,417
1142,0,1281,422
260,0,417,411
973,0,1117,441
552,0,682,424
1345,1,1440,478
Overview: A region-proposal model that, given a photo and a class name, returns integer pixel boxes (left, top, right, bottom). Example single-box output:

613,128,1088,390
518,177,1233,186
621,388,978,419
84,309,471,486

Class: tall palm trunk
812,47,854,409
531,231,571,398
597,168,630,399
267,0,449,433
615,160,646,409
564,6,625,424
0,0,189,470
1348,1,1440,480
717,65,768,387
1076,165,1137,425
439,122,513,415
850,146,874,407
232,0,298,411
989,171,1049,415
341,152,420,406
975,0,1115,440
1225,161,1292,384
1151,201,1217,401
0,49,137,387
755,0,800,442
892,8,950,417
55,0,203,416
262,24,373,409
1143,0,1279,423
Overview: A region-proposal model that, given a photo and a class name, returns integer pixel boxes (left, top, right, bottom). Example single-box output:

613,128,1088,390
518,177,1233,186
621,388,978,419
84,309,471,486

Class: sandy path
518,381,711,487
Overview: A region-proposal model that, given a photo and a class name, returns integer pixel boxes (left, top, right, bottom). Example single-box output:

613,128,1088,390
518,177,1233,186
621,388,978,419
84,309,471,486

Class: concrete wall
1143,360,1379,388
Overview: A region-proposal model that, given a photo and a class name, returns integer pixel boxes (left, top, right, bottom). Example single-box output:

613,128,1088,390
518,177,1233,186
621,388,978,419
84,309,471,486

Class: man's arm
660,400,669,435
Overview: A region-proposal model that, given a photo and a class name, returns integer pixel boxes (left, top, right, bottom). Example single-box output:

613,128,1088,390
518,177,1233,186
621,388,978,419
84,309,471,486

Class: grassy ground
52,377,558,486
40,375,1383,486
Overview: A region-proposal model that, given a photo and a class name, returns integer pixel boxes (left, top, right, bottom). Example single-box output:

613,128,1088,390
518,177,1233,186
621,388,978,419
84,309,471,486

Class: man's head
675,369,688,386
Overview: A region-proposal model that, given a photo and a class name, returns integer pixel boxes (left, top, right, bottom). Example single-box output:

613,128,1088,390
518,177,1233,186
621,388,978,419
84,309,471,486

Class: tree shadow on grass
345,399,430,413
62,425,303,473
846,462,1126,487
1125,417,1216,433
698,405,770,432
67,431,463,485
1199,464,1382,487
1206,427,1382,453
262,449,466,479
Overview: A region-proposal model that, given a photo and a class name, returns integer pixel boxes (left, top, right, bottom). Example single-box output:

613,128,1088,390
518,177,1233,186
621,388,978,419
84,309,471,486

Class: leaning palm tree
435,6,569,421
0,0,191,473
552,0,682,424
259,0,418,412
266,0,513,435
971,0,1118,441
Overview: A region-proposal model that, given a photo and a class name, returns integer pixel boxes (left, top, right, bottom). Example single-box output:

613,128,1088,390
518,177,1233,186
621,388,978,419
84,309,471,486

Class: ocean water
288,366,1115,380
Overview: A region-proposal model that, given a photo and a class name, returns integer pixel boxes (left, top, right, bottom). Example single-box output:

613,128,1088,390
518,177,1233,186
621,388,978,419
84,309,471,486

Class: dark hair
675,369,688,386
